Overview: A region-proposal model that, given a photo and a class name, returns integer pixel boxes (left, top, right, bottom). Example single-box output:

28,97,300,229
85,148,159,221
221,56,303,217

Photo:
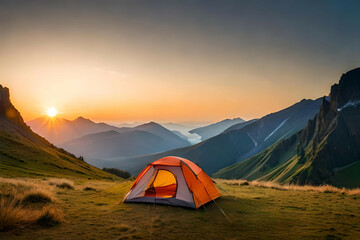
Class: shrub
102,168,131,179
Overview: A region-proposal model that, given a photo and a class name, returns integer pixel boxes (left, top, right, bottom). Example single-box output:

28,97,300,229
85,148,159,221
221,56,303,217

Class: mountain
214,68,360,188
132,122,190,148
0,84,112,179
102,98,322,175
189,117,245,140
27,116,130,145
60,129,187,159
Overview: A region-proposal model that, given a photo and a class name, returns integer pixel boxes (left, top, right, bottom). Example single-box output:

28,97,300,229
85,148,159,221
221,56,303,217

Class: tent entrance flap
145,169,177,198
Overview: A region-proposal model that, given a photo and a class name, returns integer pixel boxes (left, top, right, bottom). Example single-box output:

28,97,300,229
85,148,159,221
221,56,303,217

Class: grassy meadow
1,177,360,240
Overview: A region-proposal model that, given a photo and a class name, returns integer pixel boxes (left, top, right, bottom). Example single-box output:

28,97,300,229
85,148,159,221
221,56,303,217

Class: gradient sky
1,0,360,123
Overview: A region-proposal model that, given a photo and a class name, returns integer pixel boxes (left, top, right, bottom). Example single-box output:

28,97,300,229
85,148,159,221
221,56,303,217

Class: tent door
145,169,177,198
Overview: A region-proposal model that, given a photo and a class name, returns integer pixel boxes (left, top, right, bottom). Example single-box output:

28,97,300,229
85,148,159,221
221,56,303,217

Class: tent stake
212,199,232,224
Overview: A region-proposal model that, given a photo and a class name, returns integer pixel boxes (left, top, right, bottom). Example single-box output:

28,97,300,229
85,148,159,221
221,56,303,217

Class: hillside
214,68,360,188
190,117,245,140
223,119,258,132
1,177,359,239
106,98,322,175
0,84,112,179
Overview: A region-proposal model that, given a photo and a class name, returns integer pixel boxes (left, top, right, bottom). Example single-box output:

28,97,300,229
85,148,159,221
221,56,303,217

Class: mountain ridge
214,68,360,188
102,97,322,175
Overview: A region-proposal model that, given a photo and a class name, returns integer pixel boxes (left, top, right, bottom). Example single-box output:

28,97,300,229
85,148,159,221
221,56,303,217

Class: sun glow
46,107,58,117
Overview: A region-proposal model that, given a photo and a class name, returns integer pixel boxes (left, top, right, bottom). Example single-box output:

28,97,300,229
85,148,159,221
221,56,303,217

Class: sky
1,0,360,123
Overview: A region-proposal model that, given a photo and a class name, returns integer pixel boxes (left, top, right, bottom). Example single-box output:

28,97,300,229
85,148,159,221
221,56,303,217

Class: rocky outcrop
0,84,26,127
293,68,360,185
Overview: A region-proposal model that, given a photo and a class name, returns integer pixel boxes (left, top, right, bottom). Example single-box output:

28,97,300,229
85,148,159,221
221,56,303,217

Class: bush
102,168,131,179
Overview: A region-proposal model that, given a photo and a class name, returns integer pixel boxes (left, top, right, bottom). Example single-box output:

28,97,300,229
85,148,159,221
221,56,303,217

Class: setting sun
46,107,58,117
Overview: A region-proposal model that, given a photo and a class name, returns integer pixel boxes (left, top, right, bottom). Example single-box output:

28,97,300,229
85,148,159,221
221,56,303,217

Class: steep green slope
214,133,300,180
214,68,360,188
0,84,113,179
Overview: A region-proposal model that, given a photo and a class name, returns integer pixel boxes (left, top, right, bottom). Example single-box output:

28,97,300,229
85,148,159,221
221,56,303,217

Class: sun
46,107,58,117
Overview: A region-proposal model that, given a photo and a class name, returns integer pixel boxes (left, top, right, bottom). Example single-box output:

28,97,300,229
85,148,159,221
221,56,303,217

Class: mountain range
214,68,360,188
104,97,322,175
0,84,111,179
59,122,191,160
2,67,359,188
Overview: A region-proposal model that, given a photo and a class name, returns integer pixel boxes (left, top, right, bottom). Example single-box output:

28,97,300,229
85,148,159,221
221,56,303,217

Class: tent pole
201,179,232,223
212,199,232,224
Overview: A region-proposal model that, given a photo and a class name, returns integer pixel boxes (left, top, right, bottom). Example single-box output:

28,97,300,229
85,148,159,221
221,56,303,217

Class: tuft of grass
21,190,53,204
0,177,62,231
36,207,63,226
48,178,74,190
0,196,33,231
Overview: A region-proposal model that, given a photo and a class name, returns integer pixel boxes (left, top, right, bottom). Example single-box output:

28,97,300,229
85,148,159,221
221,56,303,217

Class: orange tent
123,156,221,209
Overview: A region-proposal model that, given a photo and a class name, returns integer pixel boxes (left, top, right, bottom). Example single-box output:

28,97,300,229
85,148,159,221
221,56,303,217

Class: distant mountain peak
72,116,95,124
330,67,360,111
139,121,162,128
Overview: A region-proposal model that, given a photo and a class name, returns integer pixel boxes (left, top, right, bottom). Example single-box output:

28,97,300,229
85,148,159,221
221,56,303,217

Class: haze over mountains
160,122,204,144
214,68,360,188
0,84,111,178
59,122,191,160
104,97,323,175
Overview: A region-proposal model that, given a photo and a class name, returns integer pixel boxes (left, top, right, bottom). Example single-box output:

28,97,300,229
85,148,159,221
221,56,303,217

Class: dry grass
0,177,63,231
36,206,64,226
219,179,360,195
21,190,53,205
0,196,33,231
48,178,74,190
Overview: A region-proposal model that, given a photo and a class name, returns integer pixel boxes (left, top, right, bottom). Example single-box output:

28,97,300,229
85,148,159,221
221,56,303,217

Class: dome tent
123,156,220,209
